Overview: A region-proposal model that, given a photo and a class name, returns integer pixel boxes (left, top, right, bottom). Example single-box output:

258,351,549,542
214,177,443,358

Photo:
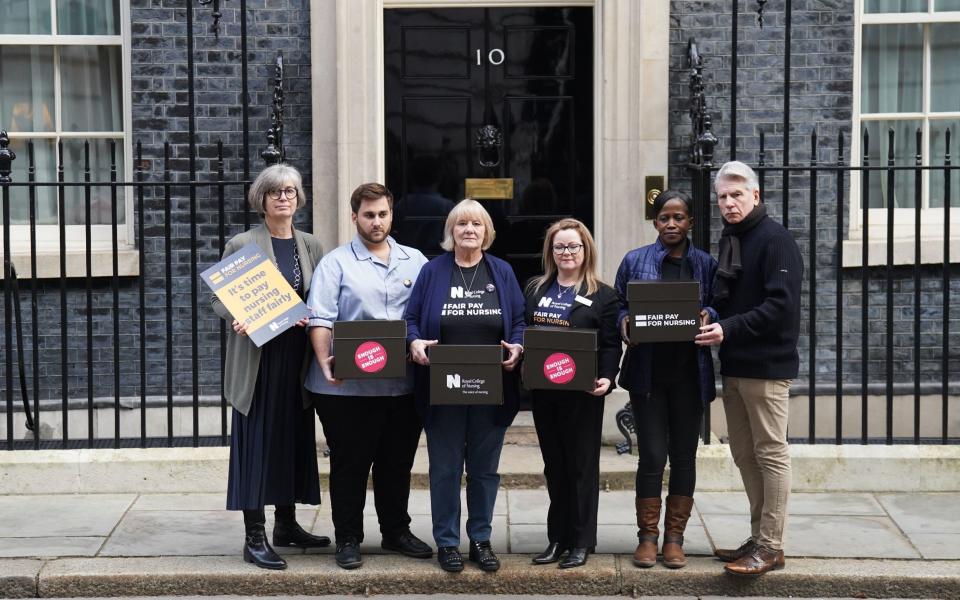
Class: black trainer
381,530,433,558
334,538,363,570
468,539,500,572
437,545,464,572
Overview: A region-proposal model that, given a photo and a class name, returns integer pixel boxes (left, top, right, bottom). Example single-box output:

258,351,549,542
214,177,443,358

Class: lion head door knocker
475,124,503,169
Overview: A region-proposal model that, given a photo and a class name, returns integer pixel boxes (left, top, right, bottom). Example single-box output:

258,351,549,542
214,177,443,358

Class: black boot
242,509,287,570
273,505,331,548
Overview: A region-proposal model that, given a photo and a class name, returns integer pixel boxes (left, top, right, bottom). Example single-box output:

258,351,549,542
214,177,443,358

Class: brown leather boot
632,497,661,568
662,495,694,568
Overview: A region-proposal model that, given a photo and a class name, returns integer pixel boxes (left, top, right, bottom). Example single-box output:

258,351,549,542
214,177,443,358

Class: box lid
524,327,597,351
429,344,502,364
333,319,407,339
627,281,700,302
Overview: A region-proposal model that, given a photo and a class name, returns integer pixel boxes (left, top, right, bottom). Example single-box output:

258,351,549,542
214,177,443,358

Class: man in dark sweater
696,161,802,577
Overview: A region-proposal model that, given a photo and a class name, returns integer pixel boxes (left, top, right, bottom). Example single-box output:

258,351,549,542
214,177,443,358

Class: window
849,0,960,264
0,0,131,261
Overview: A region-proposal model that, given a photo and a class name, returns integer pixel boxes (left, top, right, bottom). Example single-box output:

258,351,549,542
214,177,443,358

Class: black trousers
531,391,604,548
314,393,422,543
630,376,704,498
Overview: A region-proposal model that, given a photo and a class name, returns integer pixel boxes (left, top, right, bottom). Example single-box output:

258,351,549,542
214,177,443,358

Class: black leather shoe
381,531,433,558
532,541,567,565
468,539,500,572
334,538,363,570
559,547,589,569
243,524,287,570
437,546,464,572
273,519,331,549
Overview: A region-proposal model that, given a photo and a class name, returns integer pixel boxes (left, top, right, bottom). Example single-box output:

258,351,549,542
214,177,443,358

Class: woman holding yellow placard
212,163,327,570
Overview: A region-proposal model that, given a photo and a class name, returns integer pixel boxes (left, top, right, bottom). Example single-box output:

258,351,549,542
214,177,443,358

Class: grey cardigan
212,225,324,415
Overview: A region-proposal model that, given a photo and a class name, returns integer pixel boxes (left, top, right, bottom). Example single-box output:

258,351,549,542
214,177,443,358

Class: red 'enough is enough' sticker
543,352,576,385
355,340,387,373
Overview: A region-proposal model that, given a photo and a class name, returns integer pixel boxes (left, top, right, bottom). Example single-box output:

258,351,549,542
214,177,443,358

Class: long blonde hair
527,218,601,296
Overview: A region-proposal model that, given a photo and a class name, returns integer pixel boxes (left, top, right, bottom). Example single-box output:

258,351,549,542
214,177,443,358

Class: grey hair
247,163,307,216
440,199,496,252
715,160,760,193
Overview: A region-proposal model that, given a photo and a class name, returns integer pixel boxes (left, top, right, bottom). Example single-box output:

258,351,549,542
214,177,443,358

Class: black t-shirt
440,261,503,345
271,237,301,296
651,254,698,385
530,279,576,328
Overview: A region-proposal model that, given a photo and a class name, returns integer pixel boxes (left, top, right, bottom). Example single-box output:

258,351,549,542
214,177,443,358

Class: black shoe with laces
381,530,433,558
468,539,500,572
437,545,464,572
334,538,363,570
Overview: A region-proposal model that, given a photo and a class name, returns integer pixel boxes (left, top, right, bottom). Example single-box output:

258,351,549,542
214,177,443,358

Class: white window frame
0,0,136,277
848,1,960,266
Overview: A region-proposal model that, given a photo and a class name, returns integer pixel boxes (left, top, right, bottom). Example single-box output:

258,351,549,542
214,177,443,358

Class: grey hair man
695,160,802,577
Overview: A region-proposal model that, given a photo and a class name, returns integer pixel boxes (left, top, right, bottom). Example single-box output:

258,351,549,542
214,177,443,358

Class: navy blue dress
226,237,321,510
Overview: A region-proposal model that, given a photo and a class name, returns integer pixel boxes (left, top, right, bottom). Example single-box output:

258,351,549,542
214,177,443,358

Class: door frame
312,0,668,282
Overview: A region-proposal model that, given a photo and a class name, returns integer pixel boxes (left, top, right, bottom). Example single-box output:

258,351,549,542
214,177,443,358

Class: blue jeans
424,404,507,548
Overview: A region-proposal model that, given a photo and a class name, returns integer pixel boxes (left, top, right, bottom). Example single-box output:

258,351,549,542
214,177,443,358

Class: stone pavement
1,489,958,598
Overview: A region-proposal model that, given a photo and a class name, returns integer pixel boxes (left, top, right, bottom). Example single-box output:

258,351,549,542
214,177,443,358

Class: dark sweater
717,215,803,379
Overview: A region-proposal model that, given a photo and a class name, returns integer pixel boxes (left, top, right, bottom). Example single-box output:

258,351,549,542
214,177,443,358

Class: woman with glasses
212,164,329,570
614,189,717,570
523,218,622,569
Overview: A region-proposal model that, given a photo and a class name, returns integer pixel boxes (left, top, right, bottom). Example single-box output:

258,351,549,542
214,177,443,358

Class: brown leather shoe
631,497,661,568
714,537,757,562
723,545,785,578
662,495,694,568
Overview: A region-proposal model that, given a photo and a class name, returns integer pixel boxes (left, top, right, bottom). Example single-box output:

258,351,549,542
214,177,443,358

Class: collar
350,234,410,267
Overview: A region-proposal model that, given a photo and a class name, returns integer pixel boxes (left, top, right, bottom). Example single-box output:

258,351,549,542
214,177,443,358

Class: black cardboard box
333,320,407,379
522,327,598,392
429,345,503,405
627,281,701,343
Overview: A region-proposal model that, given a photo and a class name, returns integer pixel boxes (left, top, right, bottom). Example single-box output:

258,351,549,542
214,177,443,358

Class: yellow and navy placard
202,242,311,347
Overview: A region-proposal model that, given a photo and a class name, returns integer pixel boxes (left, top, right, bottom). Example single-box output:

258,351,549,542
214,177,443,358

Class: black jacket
717,215,803,379
523,279,623,393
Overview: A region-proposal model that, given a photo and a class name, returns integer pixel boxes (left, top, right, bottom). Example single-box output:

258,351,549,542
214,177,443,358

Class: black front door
384,7,594,286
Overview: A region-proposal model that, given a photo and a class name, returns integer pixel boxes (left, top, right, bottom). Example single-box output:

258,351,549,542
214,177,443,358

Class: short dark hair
350,182,394,214
652,189,693,216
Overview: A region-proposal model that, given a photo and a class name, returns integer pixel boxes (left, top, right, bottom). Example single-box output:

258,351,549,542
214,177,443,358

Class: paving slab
907,533,960,560
877,493,960,533
130,494,227,512
0,494,135,538
0,559,42,598
693,491,886,516
700,513,920,559
353,513,509,554
0,537,103,558
99,510,244,557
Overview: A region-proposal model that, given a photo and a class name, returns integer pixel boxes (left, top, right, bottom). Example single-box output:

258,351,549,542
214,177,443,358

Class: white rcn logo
446,374,461,389
538,296,552,308
450,286,464,299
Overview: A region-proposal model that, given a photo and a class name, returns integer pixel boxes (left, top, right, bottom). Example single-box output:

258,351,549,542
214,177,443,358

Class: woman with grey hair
212,163,328,570
404,199,525,573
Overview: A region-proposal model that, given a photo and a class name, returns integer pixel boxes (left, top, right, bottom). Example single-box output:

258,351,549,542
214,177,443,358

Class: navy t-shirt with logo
440,261,503,345
530,280,577,328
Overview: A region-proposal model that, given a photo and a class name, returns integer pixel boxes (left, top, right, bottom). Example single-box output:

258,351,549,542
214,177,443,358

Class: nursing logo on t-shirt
354,340,387,373
543,352,576,384
531,291,574,327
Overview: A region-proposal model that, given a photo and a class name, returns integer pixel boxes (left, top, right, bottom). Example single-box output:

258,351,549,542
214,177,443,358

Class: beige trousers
721,376,791,550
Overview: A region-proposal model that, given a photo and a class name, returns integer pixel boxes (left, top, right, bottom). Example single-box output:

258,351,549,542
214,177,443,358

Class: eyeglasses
552,243,583,255
267,187,298,200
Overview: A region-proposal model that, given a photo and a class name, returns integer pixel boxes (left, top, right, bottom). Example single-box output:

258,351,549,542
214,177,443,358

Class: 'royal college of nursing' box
627,281,701,344
522,327,598,392
429,345,503,405
333,320,408,379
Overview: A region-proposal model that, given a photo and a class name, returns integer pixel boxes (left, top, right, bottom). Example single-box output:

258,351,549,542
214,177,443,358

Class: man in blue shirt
306,183,430,570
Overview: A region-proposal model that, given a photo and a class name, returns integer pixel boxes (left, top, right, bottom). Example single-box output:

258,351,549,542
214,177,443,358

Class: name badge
575,295,593,307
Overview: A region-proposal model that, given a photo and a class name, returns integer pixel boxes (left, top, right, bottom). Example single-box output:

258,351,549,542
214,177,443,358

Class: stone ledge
19,555,960,599
2,444,958,494
0,559,41,599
